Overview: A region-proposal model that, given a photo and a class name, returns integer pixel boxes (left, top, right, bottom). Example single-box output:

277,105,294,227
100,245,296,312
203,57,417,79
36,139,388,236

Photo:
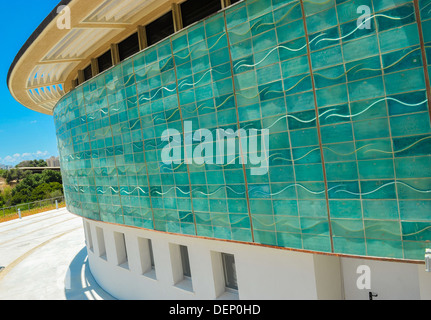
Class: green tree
30,182,63,202
4,169,27,184
40,170,62,184
16,159,48,168
1,187,13,207
11,188,32,206
0,170,63,208
13,174,41,195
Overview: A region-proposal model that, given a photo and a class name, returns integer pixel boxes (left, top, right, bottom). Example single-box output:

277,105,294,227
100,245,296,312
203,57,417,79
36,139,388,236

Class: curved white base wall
82,219,431,300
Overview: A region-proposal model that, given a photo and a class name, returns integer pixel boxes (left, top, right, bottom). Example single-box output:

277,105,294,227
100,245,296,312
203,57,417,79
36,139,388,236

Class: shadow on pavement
64,247,116,300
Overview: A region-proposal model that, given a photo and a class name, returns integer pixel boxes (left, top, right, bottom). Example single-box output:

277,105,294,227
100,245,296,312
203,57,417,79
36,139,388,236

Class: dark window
122,233,128,262
149,239,155,268
83,64,92,81
98,50,113,73
146,11,175,46
181,0,222,28
118,33,140,61
180,245,191,278
222,253,238,290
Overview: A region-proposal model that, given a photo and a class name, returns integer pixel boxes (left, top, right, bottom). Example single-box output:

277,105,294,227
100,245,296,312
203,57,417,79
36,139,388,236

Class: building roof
7,0,176,115
18,167,61,173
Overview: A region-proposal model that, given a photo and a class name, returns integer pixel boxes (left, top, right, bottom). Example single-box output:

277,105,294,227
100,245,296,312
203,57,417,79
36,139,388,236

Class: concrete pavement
0,208,116,300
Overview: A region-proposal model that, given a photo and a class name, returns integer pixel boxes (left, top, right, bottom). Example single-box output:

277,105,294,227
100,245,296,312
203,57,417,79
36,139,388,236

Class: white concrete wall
341,258,431,300
419,266,431,299
83,219,430,300
313,254,343,300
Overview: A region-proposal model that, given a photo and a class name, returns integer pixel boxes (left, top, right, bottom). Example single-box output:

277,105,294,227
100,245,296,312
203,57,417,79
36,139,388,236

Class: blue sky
0,1,61,166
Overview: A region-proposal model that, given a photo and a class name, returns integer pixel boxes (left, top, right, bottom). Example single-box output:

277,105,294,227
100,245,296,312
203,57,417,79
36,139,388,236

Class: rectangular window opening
118,32,140,61
181,0,222,28
149,239,155,269
170,243,193,292
230,0,242,5
83,64,92,81
97,50,113,73
222,253,238,291
114,232,129,269
146,11,175,46
180,245,191,278
138,237,157,279
85,222,93,252
96,227,106,260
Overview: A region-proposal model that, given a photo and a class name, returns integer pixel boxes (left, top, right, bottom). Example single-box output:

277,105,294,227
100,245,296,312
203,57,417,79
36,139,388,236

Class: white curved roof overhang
8,0,179,115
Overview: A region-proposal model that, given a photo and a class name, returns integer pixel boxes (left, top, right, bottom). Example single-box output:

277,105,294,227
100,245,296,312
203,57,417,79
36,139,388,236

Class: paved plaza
0,208,115,300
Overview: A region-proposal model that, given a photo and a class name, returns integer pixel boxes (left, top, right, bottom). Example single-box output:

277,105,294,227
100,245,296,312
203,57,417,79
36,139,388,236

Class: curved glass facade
54,0,431,261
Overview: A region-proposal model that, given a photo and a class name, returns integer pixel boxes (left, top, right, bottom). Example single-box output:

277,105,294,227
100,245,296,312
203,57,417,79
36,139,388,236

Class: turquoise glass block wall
53,0,431,261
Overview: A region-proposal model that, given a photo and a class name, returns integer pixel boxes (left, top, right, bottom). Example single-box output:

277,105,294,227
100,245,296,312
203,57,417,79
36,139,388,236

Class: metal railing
1,196,65,219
